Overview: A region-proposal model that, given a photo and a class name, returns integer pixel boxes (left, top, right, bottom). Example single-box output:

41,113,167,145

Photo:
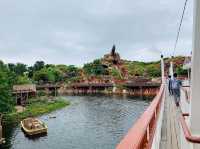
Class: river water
2,95,150,149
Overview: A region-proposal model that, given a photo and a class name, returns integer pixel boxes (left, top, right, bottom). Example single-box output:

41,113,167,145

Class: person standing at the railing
168,75,173,95
172,73,182,107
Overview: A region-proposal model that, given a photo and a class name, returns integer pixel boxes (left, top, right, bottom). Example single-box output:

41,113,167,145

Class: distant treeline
0,56,187,113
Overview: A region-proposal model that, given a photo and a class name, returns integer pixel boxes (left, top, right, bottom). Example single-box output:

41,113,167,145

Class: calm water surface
2,95,150,149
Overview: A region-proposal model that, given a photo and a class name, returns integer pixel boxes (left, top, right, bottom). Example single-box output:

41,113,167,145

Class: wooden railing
116,84,165,149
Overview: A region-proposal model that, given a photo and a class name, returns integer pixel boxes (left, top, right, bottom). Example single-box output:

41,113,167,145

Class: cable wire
173,0,189,56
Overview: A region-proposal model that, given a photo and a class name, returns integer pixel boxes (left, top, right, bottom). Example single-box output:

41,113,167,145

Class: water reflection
2,95,150,149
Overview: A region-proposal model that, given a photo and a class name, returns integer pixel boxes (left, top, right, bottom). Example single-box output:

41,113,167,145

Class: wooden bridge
116,81,200,149
116,1,200,148
116,43,200,149
116,56,200,149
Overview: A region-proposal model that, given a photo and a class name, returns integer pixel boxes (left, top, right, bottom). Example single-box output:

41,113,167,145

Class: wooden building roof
13,84,36,93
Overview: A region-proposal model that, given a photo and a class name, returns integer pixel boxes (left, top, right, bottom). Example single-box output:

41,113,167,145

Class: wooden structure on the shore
70,83,113,94
69,81,160,96
13,84,36,105
124,82,161,96
0,114,5,145
36,84,61,96
71,83,113,88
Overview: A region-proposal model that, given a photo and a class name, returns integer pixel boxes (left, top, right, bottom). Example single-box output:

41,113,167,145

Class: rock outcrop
102,45,122,66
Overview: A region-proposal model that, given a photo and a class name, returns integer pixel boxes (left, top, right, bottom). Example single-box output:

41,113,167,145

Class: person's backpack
172,79,179,89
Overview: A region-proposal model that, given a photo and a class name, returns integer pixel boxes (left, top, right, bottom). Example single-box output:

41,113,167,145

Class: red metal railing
179,85,200,144
181,87,190,103
116,84,165,149
180,113,200,143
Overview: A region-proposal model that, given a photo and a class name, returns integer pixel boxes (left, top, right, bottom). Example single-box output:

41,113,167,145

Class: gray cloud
0,0,193,66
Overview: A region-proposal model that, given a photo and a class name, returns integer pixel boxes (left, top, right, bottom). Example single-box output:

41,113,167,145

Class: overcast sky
0,0,193,66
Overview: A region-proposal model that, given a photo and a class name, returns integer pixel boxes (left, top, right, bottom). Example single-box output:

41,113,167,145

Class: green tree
66,65,79,78
28,61,45,78
127,62,145,76
8,63,27,76
27,66,34,78
8,63,15,72
146,64,161,77
176,66,187,76
49,67,63,82
33,69,52,83
15,63,27,75
16,75,32,84
0,61,14,113
111,68,122,79
33,61,45,71
83,59,108,76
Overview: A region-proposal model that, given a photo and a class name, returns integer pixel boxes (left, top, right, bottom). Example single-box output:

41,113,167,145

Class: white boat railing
179,83,200,149
180,86,190,114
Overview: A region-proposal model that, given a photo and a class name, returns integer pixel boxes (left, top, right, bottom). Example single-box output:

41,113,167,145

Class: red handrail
180,114,200,143
179,89,200,144
116,84,165,149
181,87,190,103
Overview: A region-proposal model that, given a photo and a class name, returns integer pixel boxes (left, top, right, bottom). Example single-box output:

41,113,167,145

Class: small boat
49,115,56,119
21,118,47,136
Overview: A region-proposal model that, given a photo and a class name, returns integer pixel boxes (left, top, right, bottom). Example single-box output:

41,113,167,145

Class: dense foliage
0,60,80,113
111,68,122,79
0,61,14,113
126,61,161,78
126,61,145,76
176,65,188,76
146,64,161,77
0,56,187,113
4,98,69,124
31,62,80,83
83,59,109,76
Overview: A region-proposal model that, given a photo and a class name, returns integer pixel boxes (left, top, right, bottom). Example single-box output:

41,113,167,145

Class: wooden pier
69,82,160,95
36,84,61,96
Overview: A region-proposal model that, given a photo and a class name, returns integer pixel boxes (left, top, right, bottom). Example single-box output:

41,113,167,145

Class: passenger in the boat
172,73,182,107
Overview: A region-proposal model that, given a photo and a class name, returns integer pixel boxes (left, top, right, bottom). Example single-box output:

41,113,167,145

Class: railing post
161,55,165,83
169,61,174,79
188,69,190,84
147,125,150,142
190,1,200,148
